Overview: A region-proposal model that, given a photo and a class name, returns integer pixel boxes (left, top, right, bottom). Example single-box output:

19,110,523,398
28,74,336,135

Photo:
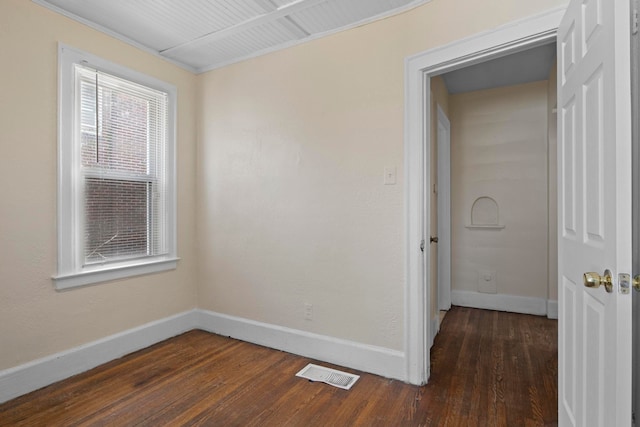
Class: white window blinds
75,65,169,265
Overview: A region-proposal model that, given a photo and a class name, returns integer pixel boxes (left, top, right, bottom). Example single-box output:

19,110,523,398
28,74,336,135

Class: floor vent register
295,363,360,390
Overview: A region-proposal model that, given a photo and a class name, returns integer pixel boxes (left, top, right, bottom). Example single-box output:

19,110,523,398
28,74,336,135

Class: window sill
52,257,179,290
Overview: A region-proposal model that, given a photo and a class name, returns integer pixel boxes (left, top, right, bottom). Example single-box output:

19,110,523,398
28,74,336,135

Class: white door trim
436,105,451,311
403,5,565,385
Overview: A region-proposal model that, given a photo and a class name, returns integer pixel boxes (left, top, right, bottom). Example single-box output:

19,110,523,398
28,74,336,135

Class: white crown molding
195,0,432,73
31,0,198,73
32,0,432,74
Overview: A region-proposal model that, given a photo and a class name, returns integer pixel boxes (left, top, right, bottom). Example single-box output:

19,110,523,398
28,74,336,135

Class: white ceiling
34,0,430,73
441,43,557,94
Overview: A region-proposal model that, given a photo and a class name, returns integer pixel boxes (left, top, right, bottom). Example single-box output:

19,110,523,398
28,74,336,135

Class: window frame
54,44,178,289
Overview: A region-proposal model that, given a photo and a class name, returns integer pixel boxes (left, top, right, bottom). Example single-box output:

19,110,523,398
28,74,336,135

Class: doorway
430,47,556,334
403,7,564,385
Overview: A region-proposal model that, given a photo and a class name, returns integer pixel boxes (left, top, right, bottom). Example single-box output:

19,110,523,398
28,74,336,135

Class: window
54,44,177,289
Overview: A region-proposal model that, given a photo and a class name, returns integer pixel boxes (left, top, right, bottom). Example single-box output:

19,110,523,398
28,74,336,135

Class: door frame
631,0,640,419
403,6,566,385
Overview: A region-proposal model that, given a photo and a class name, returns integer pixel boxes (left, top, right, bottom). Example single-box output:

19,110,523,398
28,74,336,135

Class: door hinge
633,7,639,35
420,239,425,252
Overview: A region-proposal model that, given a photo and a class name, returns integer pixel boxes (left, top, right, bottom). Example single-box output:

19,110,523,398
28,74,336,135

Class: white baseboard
451,290,548,316
1,309,406,404
0,294,558,405
0,310,198,404
547,300,558,319
195,309,405,381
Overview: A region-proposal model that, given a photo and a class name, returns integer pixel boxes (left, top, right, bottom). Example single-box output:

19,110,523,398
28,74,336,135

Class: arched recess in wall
466,196,505,229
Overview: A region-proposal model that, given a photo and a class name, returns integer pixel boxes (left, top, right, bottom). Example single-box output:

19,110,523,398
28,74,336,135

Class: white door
436,105,451,311
557,0,633,425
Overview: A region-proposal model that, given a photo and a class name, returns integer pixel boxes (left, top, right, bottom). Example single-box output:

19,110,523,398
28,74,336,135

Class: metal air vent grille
295,363,360,390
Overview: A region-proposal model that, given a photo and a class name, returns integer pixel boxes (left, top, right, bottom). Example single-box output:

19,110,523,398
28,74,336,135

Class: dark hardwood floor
0,306,557,426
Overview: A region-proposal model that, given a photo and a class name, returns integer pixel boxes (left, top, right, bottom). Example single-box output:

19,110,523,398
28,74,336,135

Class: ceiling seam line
160,0,328,55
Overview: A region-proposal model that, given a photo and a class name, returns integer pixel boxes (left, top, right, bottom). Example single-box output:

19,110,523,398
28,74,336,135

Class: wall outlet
304,303,313,320
478,270,497,294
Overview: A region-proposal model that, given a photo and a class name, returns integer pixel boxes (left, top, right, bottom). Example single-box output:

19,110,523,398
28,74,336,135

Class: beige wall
0,1,198,370
197,0,566,351
0,0,567,373
449,81,549,299
196,28,406,349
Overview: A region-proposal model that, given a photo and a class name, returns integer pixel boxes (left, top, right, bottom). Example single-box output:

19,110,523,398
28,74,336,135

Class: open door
436,105,451,312
557,0,633,425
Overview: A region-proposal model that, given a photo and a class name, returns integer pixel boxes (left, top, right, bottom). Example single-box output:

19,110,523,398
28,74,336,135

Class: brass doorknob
583,269,613,293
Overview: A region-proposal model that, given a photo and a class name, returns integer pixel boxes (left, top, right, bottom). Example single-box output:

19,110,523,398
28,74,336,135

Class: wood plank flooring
0,306,557,426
